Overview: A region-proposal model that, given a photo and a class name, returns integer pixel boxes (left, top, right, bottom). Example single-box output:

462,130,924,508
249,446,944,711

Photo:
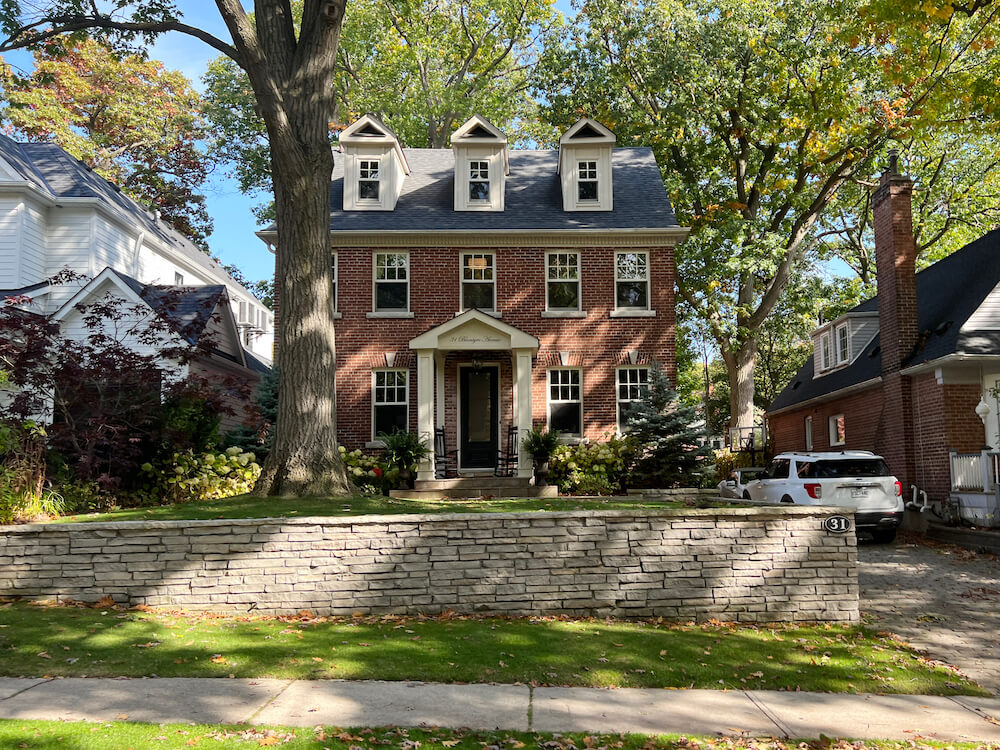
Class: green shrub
549,434,637,494
0,421,63,523
142,447,261,504
521,426,562,461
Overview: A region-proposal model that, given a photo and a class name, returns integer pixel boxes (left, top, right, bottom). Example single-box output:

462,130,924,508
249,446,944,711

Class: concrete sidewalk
1,677,999,742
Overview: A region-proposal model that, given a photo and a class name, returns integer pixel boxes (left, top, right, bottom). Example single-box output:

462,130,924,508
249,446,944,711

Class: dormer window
469,161,490,202
451,115,508,212
836,324,849,364
820,333,832,370
339,114,409,211
359,159,380,201
578,161,598,201
558,118,616,212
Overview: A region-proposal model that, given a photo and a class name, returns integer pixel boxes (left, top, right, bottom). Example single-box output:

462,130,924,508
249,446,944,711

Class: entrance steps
390,475,558,500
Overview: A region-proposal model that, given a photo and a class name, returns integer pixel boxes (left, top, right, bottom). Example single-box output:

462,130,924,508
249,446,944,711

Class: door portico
409,309,539,480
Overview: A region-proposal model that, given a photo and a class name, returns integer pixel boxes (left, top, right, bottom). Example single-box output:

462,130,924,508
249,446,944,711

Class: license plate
850,487,868,499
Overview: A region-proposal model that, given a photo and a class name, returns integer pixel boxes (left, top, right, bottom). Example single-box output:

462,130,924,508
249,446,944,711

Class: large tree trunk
246,1,353,497
723,338,758,437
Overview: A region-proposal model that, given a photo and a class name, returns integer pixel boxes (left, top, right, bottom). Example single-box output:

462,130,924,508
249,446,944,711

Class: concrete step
412,476,534,491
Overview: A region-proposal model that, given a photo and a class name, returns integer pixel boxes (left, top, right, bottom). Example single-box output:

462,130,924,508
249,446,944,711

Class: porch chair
495,425,519,477
433,427,459,479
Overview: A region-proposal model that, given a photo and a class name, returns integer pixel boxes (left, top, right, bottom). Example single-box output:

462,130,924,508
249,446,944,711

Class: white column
416,349,435,481
514,348,534,478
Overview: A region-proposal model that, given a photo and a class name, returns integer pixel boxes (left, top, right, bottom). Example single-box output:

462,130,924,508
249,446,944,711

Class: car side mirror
724,479,737,488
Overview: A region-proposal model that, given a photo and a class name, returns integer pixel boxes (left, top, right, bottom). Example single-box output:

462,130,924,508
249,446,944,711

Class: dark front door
460,365,498,469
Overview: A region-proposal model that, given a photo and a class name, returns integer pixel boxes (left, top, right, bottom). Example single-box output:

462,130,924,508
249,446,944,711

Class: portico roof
409,309,539,352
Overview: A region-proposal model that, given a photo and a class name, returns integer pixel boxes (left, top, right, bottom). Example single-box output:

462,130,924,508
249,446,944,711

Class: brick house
260,115,687,485
767,159,1000,520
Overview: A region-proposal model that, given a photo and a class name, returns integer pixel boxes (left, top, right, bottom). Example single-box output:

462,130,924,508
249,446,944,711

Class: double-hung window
829,414,846,446
820,333,832,371
359,159,380,201
578,160,598,201
617,366,650,431
615,252,649,310
546,252,581,311
548,369,582,437
331,253,339,313
469,161,490,202
461,252,495,311
836,324,849,364
373,369,408,438
374,252,408,311
804,415,813,451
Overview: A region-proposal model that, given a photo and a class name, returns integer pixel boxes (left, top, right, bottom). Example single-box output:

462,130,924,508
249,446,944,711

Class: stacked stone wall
0,508,859,623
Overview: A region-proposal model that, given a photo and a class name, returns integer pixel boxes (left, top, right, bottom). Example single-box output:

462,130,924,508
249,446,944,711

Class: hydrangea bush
142,446,260,503
548,434,638,495
338,445,397,495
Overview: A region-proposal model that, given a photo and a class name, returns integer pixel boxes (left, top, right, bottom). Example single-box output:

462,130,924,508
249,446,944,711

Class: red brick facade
332,244,676,450
768,165,987,501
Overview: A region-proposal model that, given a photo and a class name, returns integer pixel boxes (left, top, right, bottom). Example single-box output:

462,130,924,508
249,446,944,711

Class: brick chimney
872,151,917,373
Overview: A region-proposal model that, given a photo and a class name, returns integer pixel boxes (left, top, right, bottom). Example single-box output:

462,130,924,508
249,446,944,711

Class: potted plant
522,426,561,486
378,430,430,489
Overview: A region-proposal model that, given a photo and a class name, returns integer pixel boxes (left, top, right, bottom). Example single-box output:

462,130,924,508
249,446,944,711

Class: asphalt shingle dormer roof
769,227,1000,413
313,147,679,232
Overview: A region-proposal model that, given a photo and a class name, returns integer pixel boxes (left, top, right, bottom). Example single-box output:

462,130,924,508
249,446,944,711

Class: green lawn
0,721,990,750
51,494,706,524
0,602,984,695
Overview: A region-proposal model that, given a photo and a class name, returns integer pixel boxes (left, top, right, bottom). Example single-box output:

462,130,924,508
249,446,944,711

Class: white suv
744,451,904,543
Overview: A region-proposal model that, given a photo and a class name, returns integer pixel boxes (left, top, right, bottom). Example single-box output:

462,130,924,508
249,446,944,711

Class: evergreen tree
627,365,711,488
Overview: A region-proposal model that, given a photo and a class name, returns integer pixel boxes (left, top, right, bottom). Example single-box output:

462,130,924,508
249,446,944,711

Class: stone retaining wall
0,508,859,623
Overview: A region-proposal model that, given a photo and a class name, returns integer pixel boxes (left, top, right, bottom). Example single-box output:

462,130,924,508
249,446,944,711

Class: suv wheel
780,495,794,504
742,491,751,500
871,528,897,544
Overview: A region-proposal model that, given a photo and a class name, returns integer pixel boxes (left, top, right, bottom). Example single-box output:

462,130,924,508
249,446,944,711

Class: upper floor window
578,160,598,201
469,161,490,202
617,366,649,431
547,252,581,311
836,324,849,364
375,252,408,311
331,253,339,312
359,159,381,201
548,368,582,437
461,252,495,311
174,272,184,286
615,252,649,310
373,369,408,439
804,415,813,451
819,333,832,370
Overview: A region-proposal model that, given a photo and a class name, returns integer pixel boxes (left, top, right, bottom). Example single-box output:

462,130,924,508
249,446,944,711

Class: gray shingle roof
0,135,254,290
321,147,679,232
769,227,1000,413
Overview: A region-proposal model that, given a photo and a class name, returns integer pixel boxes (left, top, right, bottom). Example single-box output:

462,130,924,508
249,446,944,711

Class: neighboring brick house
260,115,687,483
767,159,1000,512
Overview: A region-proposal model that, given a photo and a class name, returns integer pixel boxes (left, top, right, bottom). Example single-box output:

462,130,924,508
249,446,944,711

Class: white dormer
451,115,509,212
557,118,616,212
339,114,410,211
811,311,880,378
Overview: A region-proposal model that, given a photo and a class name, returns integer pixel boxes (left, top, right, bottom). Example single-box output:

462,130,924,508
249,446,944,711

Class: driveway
859,535,1000,695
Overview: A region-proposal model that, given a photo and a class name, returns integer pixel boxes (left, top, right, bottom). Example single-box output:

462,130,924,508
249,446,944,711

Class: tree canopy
535,0,1000,430
202,0,557,218
0,36,215,246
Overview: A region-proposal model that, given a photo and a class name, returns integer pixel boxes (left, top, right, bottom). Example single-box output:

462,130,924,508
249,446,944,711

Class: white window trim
371,368,409,443
358,158,382,203
836,323,850,364
616,365,650,433
614,251,651,313
820,333,832,371
372,251,410,315
577,160,599,202
174,272,184,286
459,251,497,313
828,414,846,447
331,252,342,319
469,160,490,203
545,251,583,313
804,415,813,451
547,367,583,437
